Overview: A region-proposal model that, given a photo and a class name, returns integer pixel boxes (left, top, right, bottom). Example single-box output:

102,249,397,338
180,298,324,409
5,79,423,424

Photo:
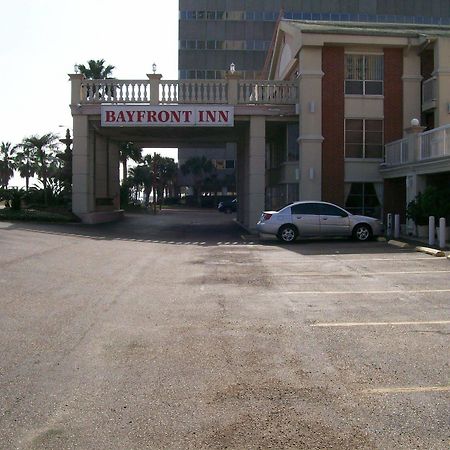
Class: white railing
159,80,228,104
422,77,436,109
81,79,151,103
238,80,298,104
80,78,298,105
384,138,409,165
420,124,450,160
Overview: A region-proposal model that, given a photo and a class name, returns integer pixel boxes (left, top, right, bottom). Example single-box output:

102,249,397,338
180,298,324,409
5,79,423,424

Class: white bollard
394,214,400,239
439,217,446,249
428,216,435,246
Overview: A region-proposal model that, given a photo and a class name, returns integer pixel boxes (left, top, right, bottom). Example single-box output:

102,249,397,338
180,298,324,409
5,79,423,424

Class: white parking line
274,270,450,277
363,386,450,394
311,320,450,327
282,289,450,295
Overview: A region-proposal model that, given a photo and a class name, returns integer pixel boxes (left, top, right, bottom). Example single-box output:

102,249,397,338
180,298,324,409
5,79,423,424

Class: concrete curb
388,240,409,248
415,246,446,257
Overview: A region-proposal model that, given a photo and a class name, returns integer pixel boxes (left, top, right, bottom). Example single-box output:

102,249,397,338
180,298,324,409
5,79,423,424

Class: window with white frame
345,54,384,95
345,119,384,159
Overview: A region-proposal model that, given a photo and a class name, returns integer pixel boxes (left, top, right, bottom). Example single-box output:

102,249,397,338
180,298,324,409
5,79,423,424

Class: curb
415,246,446,257
387,239,409,248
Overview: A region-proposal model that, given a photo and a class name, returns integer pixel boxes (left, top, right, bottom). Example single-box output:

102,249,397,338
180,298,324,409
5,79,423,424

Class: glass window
291,203,321,215
206,11,215,20
206,41,216,50
225,160,235,169
345,119,383,159
345,54,384,95
345,183,381,218
320,204,348,217
287,123,299,161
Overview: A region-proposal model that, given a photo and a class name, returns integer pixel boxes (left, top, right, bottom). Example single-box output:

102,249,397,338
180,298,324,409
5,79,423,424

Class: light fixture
152,63,157,74
74,64,79,74
411,118,420,126
230,62,236,73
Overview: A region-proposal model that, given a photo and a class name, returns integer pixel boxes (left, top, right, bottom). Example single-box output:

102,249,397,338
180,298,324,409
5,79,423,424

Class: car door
319,203,351,236
291,203,321,236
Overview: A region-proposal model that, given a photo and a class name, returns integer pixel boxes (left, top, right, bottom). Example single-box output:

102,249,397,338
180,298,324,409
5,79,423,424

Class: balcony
383,124,450,171
76,77,298,106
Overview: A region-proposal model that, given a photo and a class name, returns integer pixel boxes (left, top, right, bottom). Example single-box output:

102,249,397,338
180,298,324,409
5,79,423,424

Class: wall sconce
152,63,157,74
230,62,236,73
309,167,315,180
308,101,316,113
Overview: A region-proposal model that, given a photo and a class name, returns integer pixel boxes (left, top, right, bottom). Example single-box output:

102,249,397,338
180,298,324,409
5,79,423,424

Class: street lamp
229,62,236,74
152,63,157,74
74,64,79,74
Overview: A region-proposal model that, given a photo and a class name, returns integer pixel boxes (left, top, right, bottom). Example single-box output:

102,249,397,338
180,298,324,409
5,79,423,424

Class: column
72,114,94,216
298,47,323,200
433,37,450,127
245,116,266,231
402,49,422,130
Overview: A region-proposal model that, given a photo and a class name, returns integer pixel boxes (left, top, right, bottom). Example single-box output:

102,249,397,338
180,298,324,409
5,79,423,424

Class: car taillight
263,213,272,221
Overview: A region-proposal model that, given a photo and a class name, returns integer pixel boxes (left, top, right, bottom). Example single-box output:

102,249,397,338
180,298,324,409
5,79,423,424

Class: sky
1,0,179,185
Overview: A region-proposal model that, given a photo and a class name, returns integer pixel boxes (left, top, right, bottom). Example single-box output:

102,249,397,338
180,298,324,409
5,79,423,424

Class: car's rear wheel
353,223,372,241
277,224,298,243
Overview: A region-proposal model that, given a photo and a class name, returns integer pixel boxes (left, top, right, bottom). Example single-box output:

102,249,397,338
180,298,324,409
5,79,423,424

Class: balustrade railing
420,124,450,160
79,78,298,105
159,80,228,104
238,80,298,104
384,138,409,165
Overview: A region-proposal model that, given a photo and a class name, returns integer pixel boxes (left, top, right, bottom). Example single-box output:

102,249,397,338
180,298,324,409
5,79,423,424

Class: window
345,54,383,95
287,123,299,161
291,203,320,215
225,160,235,169
320,204,348,217
345,119,383,159
345,183,381,218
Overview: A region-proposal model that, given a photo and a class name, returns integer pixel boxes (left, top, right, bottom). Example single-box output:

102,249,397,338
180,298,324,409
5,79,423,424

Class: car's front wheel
277,224,298,243
353,223,372,241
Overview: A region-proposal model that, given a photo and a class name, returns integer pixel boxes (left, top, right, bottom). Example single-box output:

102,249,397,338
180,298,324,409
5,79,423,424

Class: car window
291,203,321,215
319,204,348,217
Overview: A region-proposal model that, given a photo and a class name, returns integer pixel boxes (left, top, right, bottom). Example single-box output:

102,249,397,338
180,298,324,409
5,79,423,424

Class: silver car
257,201,384,243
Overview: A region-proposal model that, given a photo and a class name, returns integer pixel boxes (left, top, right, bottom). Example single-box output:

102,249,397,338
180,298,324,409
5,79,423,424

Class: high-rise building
179,0,450,80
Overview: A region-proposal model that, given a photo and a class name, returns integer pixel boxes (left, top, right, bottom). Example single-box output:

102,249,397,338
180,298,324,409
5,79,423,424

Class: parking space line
311,320,450,327
274,270,450,277
282,289,450,295
363,386,450,394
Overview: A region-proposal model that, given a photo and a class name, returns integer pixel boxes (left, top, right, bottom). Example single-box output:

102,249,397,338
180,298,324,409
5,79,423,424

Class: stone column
147,73,162,105
402,49,422,131
109,141,121,210
245,116,266,231
72,114,94,216
226,72,240,105
433,37,450,127
297,47,323,200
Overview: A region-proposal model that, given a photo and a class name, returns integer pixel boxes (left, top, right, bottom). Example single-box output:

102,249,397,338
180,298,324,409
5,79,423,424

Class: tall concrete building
179,0,450,80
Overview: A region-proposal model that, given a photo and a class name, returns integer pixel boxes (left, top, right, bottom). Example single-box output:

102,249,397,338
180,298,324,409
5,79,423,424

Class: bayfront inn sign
101,105,234,127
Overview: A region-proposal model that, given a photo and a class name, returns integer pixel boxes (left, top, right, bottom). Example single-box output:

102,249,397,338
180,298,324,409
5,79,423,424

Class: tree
22,133,60,205
14,145,37,192
180,156,214,205
0,142,17,189
119,142,142,182
76,59,115,79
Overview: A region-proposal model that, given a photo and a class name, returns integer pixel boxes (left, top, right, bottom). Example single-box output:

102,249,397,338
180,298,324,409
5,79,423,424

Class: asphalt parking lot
0,210,449,449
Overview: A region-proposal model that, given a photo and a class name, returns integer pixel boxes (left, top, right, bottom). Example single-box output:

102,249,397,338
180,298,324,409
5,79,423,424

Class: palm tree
22,133,59,205
0,142,17,189
119,142,142,182
76,59,115,79
14,145,37,192
180,156,214,205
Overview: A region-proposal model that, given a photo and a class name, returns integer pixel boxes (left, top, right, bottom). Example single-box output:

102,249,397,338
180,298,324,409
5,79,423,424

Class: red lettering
198,111,205,122
137,111,145,122
183,110,193,122
117,111,126,122
147,111,157,122
158,111,170,122
126,111,135,122
171,111,181,123
105,111,116,122
206,111,216,122
218,111,229,123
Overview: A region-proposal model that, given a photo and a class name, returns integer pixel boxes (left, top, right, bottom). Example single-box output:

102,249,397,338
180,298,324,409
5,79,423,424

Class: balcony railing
420,125,450,160
78,78,298,105
384,138,409,165
383,124,450,168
